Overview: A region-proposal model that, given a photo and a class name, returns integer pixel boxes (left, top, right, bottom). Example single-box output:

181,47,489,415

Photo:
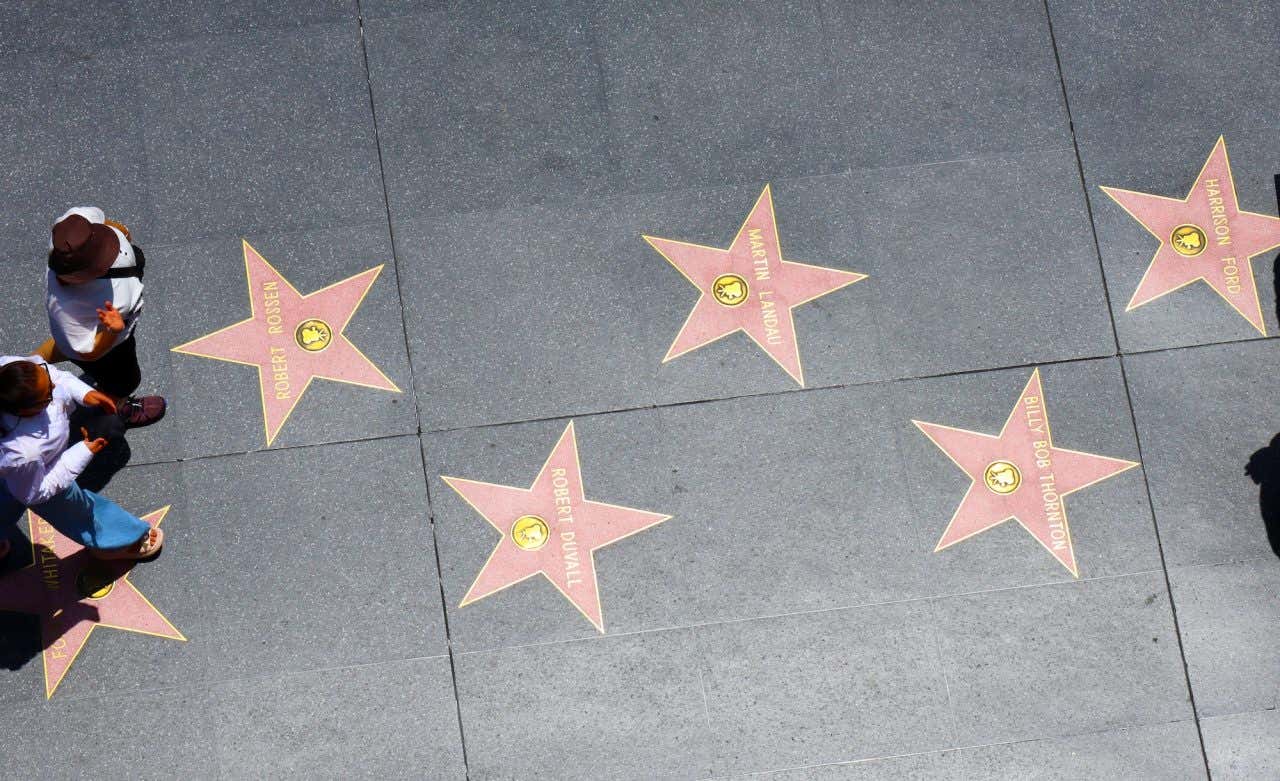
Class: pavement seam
354,4,474,779
695,715,1202,780
451,567,1166,658
1039,1,1212,776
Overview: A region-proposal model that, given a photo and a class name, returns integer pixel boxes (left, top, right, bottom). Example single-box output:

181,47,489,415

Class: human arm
44,361,116,413
64,302,126,362
0,433,102,506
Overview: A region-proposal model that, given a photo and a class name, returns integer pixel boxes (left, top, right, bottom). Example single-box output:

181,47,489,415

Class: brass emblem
711,273,749,307
511,515,550,551
75,564,116,600
983,461,1021,495
1170,225,1207,256
295,319,333,352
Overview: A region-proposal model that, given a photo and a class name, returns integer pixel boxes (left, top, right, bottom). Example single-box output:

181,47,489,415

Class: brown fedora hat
49,214,119,281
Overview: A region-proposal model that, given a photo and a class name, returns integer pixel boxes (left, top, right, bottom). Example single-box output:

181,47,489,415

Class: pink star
172,241,400,444
1101,137,1280,335
442,421,671,632
0,507,184,698
914,370,1139,577
645,185,867,385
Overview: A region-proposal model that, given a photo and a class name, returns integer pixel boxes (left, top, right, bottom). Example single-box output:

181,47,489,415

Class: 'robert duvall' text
551,468,583,587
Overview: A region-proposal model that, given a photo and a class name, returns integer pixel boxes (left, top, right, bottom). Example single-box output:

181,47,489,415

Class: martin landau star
172,241,400,445
1101,136,1280,335
913,369,1139,577
0,507,183,698
644,185,867,386
442,421,671,632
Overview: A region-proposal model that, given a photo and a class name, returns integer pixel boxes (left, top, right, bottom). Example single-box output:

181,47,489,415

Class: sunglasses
23,364,55,410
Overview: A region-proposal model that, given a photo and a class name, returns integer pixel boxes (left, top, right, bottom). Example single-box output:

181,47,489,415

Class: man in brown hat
39,207,165,427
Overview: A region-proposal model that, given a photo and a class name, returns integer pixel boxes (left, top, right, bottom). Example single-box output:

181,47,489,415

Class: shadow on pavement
1246,434,1280,559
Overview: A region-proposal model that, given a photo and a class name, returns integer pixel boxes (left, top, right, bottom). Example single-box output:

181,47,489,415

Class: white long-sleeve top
0,356,96,506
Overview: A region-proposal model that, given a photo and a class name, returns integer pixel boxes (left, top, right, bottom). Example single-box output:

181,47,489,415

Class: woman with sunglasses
0,355,162,562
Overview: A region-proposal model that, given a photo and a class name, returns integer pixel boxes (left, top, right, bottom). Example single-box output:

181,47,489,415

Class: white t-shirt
46,206,144,358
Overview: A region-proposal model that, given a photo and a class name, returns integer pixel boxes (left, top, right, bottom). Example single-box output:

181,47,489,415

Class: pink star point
915,370,1139,577
0,506,183,698
444,421,671,633
1102,137,1280,335
646,185,867,386
172,241,399,444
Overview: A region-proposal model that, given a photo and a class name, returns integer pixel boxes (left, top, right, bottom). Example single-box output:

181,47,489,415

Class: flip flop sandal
92,527,163,561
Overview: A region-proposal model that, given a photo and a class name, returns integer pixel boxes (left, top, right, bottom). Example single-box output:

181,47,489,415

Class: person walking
38,207,165,427
0,356,162,562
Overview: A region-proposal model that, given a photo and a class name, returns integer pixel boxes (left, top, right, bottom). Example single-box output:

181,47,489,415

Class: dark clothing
70,333,141,398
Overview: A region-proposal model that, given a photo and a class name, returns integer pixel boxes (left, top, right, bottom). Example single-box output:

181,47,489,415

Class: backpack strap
98,245,145,280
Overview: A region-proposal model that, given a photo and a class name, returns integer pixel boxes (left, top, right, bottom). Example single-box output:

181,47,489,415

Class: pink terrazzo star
914,369,1139,577
0,507,183,698
644,185,867,386
1101,136,1280,335
442,421,671,632
172,241,399,445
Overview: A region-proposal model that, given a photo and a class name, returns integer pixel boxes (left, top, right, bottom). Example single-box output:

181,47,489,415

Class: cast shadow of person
1246,435,1280,559
68,406,132,493
0,545,102,674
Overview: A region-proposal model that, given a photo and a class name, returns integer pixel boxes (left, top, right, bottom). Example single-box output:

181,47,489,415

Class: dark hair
0,361,45,415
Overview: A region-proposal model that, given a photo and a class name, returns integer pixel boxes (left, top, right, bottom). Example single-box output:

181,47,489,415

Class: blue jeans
1,480,149,551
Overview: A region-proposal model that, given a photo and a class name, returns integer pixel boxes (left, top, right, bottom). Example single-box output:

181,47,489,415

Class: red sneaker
118,395,167,428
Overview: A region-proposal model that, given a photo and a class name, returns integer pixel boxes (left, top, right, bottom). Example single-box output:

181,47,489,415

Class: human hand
83,390,117,414
81,427,108,454
97,302,125,333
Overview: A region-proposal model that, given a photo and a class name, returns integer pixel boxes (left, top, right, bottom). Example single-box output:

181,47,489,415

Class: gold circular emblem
712,273,749,307
510,515,550,551
75,565,116,600
1170,224,1207,256
294,319,333,352
983,461,1022,495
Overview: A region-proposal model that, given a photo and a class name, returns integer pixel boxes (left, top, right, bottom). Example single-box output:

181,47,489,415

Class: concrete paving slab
401,152,1115,431
1123,339,1280,566
931,572,1192,745
161,226,415,457
0,684,220,779
210,657,465,780
138,23,385,244
694,603,953,775
124,0,356,44
424,358,1152,653
1048,0,1279,144
594,0,848,195
365,4,621,220
0,461,193,705
0,51,154,246
1082,128,1280,351
453,630,713,781
822,0,1069,170
172,437,448,682
957,720,1207,780
1169,558,1280,718
1202,708,1280,780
